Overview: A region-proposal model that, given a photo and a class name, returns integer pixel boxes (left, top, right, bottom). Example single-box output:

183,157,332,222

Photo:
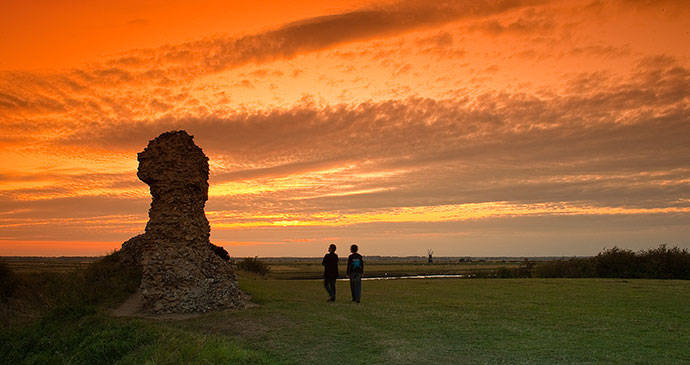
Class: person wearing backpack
347,244,364,303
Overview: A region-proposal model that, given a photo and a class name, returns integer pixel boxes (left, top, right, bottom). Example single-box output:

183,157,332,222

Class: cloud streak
127,0,544,75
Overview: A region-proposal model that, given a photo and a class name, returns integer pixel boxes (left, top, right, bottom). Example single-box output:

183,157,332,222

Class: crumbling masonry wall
119,130,243,314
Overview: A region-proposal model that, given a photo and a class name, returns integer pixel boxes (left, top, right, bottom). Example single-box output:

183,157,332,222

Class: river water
337,274,470,281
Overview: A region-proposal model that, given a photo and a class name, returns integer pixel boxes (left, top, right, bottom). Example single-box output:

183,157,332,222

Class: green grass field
2,258,690,364
185,277,690,363
5,276,690,364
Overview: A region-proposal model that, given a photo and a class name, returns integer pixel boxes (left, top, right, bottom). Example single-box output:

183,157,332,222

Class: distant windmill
427,249,434,264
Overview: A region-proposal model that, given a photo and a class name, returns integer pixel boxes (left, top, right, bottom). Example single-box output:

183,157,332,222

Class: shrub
0,260,18,327
495,259,533,278
495,267,516,278
0,259,17,302
640,245,690,279
210,243,230,261
517,258,534,278
79,251,142,307
533,257,596,278
595,246,641,278
533,245,690,279
236,257,271,276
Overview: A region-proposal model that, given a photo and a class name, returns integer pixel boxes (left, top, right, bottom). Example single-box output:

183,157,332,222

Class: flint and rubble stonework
120,130,244,314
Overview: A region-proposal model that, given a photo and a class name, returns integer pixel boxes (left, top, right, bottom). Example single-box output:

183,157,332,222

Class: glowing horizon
1,0,689,257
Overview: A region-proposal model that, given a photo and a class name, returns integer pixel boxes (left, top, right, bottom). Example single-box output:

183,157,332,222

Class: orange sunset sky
1,0,689,257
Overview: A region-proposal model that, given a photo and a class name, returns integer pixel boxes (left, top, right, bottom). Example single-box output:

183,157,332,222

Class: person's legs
324,277,334,299
349,275,356,301
330,277,336,300
353,273,362,302
324,277,336,301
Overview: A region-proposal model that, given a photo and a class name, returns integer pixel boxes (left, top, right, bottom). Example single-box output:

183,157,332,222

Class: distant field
2,257,97,274
3,256,525,278
244,257,526,279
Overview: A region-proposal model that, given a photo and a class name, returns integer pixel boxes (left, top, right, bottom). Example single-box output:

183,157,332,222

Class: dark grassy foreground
4,276,690,364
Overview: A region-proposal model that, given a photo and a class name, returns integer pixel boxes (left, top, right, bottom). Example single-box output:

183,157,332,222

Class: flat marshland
257,256,522,279
2,257,690,364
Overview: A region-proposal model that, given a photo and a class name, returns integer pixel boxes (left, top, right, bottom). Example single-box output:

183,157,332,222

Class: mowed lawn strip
170,278,690,364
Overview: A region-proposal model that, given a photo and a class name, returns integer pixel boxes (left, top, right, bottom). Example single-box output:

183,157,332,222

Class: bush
640,245,690,279
210,243,230,261
0,260,18,327
595,246,641,278
236,257,271,276
495,259,534,278
0,260,17,302
79,251,142,307
533,257,596,278
533,245,690,279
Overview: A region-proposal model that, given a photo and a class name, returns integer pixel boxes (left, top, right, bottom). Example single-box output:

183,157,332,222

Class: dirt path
112,289,143,317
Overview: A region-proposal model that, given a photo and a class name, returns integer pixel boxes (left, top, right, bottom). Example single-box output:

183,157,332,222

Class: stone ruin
118,130,244,314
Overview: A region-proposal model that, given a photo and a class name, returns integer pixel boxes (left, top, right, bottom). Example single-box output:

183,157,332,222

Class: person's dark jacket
322,253,339,278
347,253,364,275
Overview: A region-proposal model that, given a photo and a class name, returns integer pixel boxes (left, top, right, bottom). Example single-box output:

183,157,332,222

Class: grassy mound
0,305,268,364
1,251,141,327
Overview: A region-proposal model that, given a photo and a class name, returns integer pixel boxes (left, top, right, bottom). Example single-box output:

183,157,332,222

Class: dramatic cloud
3,59,689,249
1,0,689,256
115,0,544,75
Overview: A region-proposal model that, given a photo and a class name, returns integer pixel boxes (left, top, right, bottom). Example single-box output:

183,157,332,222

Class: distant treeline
495,245,690,280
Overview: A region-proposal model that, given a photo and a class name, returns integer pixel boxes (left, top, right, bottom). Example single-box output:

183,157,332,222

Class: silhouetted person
322,244,338,302
347,244,364,303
